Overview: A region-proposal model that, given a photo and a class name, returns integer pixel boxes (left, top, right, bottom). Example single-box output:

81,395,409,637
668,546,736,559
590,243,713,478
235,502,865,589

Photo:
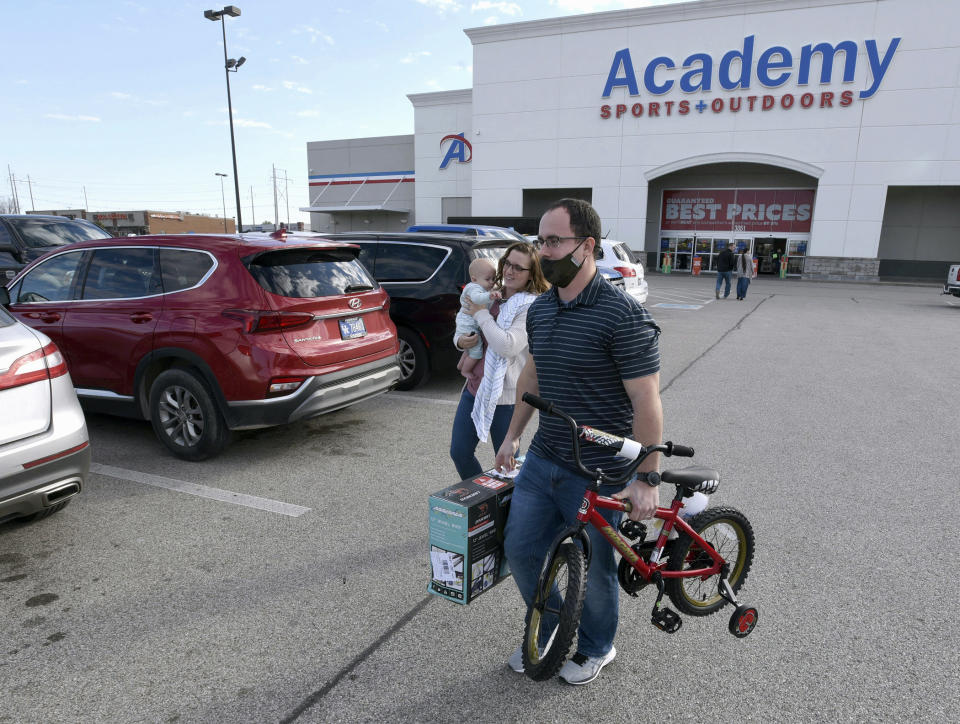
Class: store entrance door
755,238,787,275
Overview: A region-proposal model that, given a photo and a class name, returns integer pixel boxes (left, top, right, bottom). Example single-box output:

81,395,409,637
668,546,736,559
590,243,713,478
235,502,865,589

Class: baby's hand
488,290,502,302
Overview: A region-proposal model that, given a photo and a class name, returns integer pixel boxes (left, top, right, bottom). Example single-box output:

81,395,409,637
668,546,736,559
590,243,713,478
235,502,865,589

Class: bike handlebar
521,392,694,485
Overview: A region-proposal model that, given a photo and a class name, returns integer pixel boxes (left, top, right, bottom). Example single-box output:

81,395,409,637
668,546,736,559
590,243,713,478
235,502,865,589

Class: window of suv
13,251,86,303
159,248,215,293
246,247,377,298
5,217,111,248
368,242,450,282
82,247,160,300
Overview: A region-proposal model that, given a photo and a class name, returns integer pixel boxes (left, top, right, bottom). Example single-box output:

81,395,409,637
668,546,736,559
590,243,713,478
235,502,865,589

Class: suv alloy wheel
396,327,429,390
149,369,231,461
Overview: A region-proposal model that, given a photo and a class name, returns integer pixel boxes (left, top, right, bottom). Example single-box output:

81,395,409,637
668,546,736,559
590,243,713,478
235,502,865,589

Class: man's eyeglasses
502,260,530,273
533,236,587,250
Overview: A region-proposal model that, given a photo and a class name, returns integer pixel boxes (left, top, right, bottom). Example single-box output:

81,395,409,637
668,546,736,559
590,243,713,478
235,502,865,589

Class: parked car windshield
6,217,111,249
246,247,377,298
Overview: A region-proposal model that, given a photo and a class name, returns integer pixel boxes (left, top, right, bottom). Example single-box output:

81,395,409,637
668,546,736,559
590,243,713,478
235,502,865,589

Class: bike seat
661,466,720,494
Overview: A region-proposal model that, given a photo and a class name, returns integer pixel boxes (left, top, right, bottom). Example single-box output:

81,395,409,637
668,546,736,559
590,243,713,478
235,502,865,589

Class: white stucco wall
462,0,960,257
408,89,473,224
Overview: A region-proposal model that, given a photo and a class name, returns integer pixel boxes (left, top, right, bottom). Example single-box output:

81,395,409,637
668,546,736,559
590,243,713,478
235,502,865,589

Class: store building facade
304,0,960,280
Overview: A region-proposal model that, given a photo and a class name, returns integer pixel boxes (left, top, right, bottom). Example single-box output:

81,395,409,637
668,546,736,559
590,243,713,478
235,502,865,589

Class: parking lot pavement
1,279,957,722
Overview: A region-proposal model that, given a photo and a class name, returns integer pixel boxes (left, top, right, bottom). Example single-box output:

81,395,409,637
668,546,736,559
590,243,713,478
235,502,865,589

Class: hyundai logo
348,298,362,309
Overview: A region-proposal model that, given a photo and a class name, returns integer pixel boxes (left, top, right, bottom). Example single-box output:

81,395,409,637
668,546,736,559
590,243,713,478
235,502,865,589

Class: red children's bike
519,393,758,681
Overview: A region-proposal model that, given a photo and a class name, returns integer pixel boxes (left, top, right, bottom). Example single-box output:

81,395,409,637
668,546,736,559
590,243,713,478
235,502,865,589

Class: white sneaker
558,646,616,685
508,645,524,673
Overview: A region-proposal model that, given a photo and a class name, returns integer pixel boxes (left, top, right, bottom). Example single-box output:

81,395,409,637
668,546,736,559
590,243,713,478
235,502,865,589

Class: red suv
4,234,400,460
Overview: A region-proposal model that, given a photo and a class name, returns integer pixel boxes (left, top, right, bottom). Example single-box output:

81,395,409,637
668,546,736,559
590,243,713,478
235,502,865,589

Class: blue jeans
449,387,513,480
737,276,751,299
503,450,626,658
715,271,733,297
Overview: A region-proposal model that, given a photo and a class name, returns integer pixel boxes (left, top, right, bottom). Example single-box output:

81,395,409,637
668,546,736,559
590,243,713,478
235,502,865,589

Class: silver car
0,286,89,524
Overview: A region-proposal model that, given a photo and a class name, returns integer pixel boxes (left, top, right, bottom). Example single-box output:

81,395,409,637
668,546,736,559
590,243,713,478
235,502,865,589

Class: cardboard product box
428,465,518,605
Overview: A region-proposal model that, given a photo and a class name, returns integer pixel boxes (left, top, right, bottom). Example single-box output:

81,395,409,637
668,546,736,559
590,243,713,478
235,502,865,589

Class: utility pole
284,171,290,226
7,165,20,213
83,186,89,213
272,164,279,227
249,185,254,229
27,175,35,211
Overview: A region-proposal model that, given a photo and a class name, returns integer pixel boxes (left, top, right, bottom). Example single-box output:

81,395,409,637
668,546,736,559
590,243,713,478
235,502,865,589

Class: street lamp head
215,172,227,177
235,56,246,68
203,9,222,20
226,58,237,68
222,5,241,17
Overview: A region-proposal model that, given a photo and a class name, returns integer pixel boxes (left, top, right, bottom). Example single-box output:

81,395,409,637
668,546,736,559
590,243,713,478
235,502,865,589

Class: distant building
30,209,235,235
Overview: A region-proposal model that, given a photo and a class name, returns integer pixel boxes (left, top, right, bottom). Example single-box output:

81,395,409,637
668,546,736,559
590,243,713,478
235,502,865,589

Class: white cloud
252,84,274,92
45,113,100,122
415,0,462,12
292,55,309,65
282,81,313,94
109,91,164,107
235,118,273,129
471,1,521,14
483,15,498,24
401,50,432,64
300,25,335,45
296,110,322,117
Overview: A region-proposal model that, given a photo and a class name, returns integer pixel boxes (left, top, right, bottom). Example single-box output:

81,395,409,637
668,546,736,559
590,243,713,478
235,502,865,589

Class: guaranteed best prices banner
661,188,815,233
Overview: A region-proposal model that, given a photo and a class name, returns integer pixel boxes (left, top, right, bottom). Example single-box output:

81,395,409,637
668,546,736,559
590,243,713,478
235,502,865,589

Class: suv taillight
222,309,314,333
0,342,68,391
956,267,960,282
614,266,637,277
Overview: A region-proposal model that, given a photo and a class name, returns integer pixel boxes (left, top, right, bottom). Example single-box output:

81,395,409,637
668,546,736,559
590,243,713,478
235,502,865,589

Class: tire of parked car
148,369,231,461
396,327,429,390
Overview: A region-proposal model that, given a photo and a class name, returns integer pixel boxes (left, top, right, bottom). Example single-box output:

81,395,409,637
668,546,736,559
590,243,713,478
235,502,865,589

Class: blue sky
1,0,678,225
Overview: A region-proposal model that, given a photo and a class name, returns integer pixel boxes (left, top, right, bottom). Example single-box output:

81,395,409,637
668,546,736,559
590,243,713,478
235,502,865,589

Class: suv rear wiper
344,284,375,293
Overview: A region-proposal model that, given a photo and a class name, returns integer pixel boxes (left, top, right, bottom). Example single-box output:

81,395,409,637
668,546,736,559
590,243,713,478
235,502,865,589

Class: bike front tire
666,507,755,616
522,542,586,681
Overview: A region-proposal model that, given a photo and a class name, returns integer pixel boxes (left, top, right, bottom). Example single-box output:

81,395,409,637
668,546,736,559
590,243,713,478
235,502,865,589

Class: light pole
204,5,244,232
215,172,228,232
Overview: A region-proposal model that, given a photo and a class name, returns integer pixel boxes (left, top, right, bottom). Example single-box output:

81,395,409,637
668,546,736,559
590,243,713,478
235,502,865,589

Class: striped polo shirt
527,270,661,477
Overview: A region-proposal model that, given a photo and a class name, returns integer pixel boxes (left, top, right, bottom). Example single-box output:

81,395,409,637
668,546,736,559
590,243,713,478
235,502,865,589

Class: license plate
339,316,366,340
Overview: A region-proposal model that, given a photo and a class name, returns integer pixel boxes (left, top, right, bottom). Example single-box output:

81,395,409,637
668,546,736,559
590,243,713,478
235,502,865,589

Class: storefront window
674,237,692,271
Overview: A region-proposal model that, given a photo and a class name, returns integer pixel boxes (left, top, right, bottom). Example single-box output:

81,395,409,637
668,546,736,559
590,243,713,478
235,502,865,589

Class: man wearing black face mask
495,198,662,685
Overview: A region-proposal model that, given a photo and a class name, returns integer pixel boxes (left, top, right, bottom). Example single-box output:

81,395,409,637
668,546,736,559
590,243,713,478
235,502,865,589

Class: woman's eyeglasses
502,261,530,273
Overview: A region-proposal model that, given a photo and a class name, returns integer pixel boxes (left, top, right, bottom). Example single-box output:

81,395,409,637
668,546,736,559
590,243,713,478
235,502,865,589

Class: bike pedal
651,606,682,634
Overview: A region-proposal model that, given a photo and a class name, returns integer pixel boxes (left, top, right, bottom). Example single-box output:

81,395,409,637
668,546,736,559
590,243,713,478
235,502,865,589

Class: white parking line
90,463,311,517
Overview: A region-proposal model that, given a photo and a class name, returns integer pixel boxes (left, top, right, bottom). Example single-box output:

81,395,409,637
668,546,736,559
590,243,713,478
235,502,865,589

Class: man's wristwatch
638,471,661,487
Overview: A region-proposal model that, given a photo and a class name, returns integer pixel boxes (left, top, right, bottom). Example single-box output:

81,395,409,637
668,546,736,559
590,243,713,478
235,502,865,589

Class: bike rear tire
522,542,586,681
666,507,754,616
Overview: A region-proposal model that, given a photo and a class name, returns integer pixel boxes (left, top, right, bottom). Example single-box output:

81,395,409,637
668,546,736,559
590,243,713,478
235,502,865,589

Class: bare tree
0,196,17,214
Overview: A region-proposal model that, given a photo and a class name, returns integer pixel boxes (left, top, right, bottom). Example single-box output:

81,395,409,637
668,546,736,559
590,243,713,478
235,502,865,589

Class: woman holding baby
449,241,550,480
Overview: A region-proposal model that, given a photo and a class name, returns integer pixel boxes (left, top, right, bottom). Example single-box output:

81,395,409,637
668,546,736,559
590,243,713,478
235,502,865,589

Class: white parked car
0,286,89,525
943,263,960,299
597,239,648,304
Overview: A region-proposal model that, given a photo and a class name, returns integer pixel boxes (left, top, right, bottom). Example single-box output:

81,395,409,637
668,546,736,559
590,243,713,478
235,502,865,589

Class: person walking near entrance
495,198,662,685
715,242,735,299
736,247,756,299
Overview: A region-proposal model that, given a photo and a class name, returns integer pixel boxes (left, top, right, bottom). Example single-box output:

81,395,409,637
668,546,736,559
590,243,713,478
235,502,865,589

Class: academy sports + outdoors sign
600,35,901,120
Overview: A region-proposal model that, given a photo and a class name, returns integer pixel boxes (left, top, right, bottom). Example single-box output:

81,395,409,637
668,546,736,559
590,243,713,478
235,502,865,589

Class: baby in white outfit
454,257,500,376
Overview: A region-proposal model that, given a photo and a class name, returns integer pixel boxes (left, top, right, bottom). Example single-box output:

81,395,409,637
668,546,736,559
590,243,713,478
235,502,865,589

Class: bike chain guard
649,573,682,634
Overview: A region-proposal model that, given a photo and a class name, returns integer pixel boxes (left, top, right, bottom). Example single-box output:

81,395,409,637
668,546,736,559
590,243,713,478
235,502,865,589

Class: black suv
325,232,509,389
1,214,111,281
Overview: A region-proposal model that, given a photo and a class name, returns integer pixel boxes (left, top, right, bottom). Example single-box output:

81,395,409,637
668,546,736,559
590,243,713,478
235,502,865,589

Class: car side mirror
0,285,9,307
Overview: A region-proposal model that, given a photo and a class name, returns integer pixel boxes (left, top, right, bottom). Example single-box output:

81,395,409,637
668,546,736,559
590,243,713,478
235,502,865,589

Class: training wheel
728,605,758,638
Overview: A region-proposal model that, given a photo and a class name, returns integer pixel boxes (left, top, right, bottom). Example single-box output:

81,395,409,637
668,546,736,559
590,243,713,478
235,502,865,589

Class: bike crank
649,573,682,634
